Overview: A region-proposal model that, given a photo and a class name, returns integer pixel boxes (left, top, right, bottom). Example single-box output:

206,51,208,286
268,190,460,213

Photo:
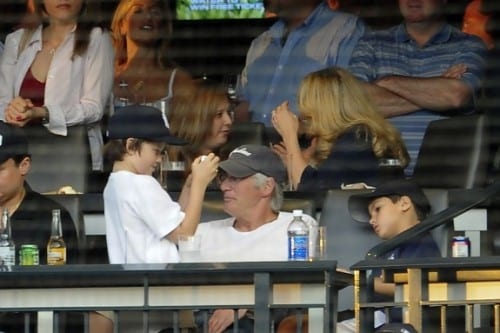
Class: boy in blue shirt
345,179,441,331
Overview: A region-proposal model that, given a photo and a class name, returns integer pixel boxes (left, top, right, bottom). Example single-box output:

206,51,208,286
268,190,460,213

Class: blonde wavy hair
111,0,173,71
298,67,409,167
167,80,229,171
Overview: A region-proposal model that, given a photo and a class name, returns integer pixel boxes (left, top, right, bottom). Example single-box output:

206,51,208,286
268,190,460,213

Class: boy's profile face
127,140,165,176
367,196,410,240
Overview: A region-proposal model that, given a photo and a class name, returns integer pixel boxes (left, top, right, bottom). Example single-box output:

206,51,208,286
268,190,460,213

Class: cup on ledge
310,225,327,260
178,235,201,263
314,226,327,260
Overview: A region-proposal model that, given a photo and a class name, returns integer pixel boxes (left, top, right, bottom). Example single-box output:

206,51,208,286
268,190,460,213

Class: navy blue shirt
373,232,441,323
298,126,381,191
382,232,441,261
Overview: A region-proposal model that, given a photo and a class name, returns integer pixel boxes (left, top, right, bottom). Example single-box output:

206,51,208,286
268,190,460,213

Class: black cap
107,104,187,145
219,144,286,183
0,121,29,164
348,179,431,223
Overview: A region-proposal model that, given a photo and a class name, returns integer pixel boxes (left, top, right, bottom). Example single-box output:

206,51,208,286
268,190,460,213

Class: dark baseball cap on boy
219,144,286,184
348,179,431,223
0,121,29,164
107,105,187,145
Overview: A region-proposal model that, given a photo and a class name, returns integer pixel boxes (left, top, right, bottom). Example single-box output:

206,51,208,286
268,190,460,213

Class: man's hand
441,63,467,79
208,309,247,333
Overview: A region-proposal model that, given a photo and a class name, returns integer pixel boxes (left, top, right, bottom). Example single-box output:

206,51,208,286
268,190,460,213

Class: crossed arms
361,63,474,118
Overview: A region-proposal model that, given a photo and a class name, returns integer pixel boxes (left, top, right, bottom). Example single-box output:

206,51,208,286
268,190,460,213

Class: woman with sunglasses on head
0,0,114,171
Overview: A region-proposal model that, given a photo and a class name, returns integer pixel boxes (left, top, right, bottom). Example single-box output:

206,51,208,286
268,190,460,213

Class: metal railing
353,181,500,332
0,260,352,333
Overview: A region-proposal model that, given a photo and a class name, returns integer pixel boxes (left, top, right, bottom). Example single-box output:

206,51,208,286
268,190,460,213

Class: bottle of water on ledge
0,208,15,267
288,210,309,261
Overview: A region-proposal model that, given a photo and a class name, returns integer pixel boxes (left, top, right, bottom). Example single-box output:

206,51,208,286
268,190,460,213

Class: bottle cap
292,209,303,217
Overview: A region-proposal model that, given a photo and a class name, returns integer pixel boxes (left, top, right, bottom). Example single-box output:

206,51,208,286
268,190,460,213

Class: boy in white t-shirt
103,104,219,264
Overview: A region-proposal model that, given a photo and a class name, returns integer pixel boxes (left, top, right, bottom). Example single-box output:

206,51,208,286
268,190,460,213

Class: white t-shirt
195,212,316,262
104,171,185,264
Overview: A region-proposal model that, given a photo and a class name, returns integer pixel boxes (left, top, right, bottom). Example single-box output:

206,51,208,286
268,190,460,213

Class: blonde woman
111,0,192,109
168,80,232,175
272,67,409,191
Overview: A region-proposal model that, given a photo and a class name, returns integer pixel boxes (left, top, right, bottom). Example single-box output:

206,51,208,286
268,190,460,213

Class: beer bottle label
47,248,66,265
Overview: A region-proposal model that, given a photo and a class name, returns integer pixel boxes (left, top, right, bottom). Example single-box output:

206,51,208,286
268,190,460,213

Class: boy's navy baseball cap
348,179,431,223
219,144,286,184
0,121,29,164
107,105,187,145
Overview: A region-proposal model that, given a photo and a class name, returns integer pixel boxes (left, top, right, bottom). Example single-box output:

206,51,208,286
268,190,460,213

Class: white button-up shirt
0,25,114,170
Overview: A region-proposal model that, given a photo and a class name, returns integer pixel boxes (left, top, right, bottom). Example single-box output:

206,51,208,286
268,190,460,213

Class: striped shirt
240,2,365,126
349,23,487,175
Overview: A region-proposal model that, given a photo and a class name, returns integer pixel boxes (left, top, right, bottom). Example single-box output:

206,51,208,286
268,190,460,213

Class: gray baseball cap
219,144,286,183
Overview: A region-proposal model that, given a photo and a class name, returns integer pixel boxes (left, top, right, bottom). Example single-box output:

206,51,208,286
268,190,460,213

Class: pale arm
373,276,395,297
271,102,308,190
177,174,192,210
166,154,219,243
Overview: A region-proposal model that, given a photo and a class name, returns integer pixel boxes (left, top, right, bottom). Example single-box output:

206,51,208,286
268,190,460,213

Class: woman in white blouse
0,0,114,171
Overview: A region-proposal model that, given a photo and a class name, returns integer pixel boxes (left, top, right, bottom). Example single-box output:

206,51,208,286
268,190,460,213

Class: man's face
219,172,264,218
367,197,406,240
399,0,446,24
0,158,29,205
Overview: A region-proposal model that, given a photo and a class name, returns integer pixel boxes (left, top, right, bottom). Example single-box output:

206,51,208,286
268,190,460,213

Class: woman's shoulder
5,25,42,47
172,68,195,94
6,28,27,41
89,26,111,38
172,67,193,85
86,27,113,53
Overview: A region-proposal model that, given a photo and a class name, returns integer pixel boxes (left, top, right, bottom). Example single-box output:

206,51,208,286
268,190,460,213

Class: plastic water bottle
0,208,15,267
288,210,309,261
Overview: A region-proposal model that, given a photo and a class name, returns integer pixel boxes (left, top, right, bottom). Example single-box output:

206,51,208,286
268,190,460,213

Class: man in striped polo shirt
349,0,487,175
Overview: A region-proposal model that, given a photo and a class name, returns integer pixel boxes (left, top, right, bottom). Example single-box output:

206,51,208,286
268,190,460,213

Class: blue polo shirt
240,2,365,126
349,23,486,174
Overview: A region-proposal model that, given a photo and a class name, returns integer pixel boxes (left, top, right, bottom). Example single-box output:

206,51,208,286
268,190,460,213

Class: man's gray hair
252,173,284,213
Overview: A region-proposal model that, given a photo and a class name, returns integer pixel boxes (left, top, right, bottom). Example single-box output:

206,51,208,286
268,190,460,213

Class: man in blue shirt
349,0,487,175
235,0,365,126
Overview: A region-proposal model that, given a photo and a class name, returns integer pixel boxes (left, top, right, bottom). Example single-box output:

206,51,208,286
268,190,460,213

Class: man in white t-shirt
194,144,317,333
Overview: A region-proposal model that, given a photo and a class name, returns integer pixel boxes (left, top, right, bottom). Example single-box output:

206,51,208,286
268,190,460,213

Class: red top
19,68,45,107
